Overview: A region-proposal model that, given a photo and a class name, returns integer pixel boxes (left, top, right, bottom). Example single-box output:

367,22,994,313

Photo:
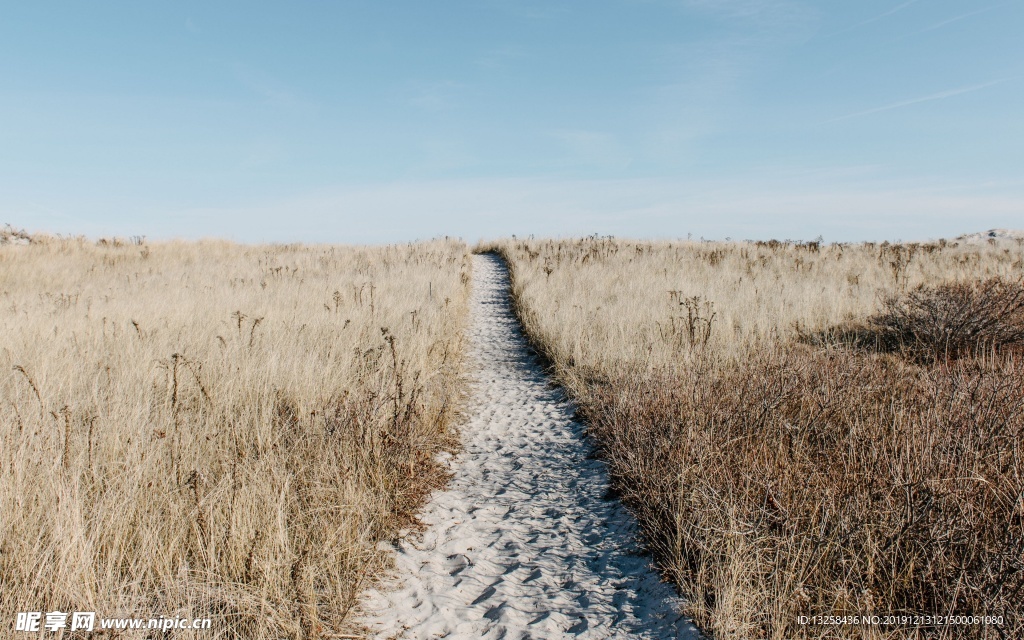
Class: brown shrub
575,349,1023,639
870,278,1024,362
495,238,1024,640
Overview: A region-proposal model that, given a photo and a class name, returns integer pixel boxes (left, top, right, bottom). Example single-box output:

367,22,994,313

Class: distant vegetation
5,228,1021,639
494,236,1024,639
0,236,469,638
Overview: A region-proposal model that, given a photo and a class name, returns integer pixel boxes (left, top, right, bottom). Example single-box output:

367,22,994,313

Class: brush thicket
494,236,1024,639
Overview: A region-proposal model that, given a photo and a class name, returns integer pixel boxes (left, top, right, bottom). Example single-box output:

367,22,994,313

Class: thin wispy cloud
642,4,811,160
826,78,1011,123
3,3,1020,244
548,130,629,169
827,0,919,36
674,0,818,37
474,46,531,70
228,63,319,115
912,2,1009,36
408,81,464,111
485,0,568,21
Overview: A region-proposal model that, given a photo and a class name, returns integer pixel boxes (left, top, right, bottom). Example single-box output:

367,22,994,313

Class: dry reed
1,235,470,638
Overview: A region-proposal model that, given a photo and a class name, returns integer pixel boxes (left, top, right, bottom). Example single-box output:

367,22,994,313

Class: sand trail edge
359,253,701,639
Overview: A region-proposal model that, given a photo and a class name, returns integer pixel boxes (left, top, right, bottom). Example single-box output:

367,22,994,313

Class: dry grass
492,236,1024,639
1,235,470,638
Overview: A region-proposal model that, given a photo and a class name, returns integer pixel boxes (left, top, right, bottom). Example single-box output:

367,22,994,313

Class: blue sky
2,0,1021,243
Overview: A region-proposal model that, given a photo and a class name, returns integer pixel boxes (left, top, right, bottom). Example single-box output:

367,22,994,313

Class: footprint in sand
360,253,702,639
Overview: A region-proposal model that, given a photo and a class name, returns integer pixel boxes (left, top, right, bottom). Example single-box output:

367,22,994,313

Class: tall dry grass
493,236,1024,639
1,236,469,638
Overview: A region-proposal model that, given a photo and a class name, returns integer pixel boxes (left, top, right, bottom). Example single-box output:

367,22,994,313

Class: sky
1,0,1022,244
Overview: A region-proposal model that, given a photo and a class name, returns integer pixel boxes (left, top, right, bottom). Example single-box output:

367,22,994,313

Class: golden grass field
0,235,469,638
4,228,1023,640
494,236,1024,640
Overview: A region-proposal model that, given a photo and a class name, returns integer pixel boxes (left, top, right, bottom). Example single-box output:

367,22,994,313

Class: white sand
359,254,700,639
952,229,1024,245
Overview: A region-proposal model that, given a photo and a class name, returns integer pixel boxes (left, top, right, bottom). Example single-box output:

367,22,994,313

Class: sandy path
360,254,700,639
